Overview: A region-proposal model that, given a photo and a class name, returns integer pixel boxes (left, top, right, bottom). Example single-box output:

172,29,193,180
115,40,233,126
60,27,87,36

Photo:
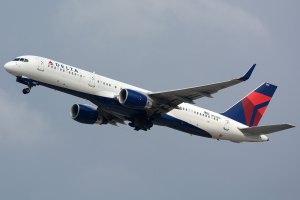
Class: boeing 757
4,56,294,142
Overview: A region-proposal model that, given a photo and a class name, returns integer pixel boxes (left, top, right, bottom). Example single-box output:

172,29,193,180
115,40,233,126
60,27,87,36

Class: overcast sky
0,0,299,199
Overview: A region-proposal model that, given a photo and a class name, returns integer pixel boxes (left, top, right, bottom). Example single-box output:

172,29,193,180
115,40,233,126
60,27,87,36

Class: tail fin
222,82,277,127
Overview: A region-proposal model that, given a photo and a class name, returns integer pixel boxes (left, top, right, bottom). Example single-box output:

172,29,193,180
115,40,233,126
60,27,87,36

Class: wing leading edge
148,64,256,113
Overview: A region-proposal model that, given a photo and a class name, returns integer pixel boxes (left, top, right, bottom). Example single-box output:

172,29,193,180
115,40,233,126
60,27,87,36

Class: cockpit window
13,58,29,62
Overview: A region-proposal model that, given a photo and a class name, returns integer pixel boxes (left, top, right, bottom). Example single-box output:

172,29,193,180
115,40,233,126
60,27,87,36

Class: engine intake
119,89,152,109
71,104,106,124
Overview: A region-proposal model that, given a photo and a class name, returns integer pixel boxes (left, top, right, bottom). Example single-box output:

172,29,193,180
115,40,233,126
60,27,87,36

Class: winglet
238,64,256,81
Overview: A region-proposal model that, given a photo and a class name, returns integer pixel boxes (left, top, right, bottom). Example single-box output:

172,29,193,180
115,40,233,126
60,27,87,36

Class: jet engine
70,104,107,124
119,89,152,109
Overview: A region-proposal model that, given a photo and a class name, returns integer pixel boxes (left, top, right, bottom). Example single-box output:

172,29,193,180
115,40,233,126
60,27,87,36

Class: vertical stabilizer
222,83,277,127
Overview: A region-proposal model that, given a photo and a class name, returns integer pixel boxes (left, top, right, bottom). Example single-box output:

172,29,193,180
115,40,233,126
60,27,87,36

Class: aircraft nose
4,61,13,72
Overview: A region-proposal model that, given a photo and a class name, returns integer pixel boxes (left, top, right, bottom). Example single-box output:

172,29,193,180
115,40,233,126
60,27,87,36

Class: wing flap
97,107,126,125
239,124,295,135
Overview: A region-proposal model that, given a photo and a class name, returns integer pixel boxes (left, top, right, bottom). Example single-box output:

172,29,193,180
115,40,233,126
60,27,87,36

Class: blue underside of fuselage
39,81,212,138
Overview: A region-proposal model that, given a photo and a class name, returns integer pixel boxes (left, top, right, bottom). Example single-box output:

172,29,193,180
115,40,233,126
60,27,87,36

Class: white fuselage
4,55,268,142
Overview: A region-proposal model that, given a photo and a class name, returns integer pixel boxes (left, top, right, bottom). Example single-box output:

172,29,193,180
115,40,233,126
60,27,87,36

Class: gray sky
0,0,299,199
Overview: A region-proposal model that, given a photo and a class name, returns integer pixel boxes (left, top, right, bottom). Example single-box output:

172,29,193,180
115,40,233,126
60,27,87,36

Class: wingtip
239,64,256,81
280,124,295,130
287,124,296,128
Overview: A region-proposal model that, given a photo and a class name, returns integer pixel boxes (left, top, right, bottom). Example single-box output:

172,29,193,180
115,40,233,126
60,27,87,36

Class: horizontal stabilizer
239,124,295,135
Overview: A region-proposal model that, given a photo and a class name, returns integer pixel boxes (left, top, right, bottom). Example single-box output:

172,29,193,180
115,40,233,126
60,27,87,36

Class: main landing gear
128,117,153,131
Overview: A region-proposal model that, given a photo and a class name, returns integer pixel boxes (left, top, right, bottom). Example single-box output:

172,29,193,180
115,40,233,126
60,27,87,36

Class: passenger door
37,57,44,71
89,73,95,87
223,120,230,131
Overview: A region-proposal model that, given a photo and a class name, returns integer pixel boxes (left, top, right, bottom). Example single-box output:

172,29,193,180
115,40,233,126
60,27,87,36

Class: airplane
3,55,294,143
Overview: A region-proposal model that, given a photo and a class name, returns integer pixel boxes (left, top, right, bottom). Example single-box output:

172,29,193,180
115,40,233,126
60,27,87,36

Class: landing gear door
37,57,44,71
89,73,95,87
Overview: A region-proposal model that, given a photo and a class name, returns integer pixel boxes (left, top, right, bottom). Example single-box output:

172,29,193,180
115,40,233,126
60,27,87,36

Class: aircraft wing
148,64,256,113
239,124,295,135
97,107,126,126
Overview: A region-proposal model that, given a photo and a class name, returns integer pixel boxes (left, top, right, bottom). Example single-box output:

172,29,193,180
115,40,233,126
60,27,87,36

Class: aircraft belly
154,114,212,138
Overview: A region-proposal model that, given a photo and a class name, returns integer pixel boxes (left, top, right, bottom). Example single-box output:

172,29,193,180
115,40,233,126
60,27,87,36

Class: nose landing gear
16,76,38,95
22,87,31,94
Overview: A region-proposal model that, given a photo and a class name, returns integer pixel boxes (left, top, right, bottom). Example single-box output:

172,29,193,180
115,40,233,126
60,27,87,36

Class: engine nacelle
119,89,152,109
71,104,106,124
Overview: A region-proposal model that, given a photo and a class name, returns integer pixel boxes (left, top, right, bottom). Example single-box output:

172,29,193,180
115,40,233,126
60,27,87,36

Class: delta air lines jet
4,55,294,142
